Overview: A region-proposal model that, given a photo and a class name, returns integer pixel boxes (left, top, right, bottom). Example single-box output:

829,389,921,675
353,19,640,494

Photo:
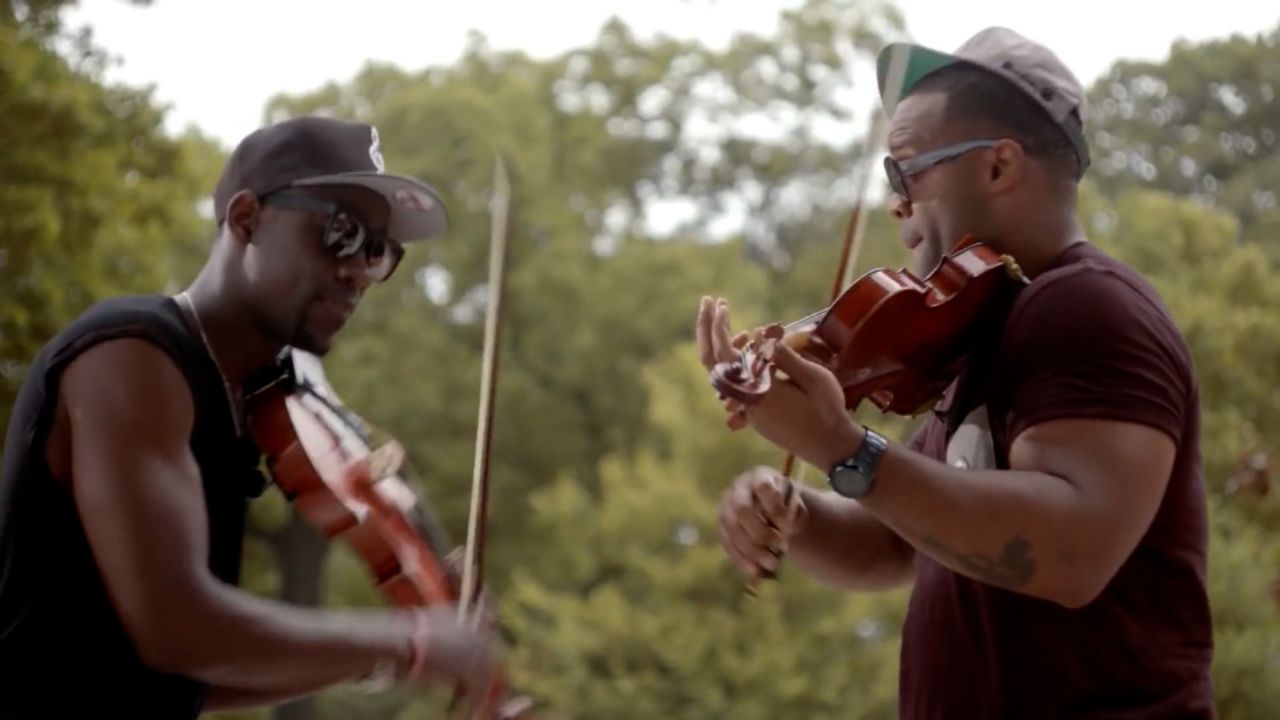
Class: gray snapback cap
876,27,1091,174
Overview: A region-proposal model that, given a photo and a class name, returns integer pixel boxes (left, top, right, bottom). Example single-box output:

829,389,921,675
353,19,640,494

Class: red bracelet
407,611,430,681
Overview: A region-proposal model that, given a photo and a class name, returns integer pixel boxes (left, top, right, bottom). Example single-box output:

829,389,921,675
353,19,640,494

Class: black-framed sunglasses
883,139,999,203
262,192,405,283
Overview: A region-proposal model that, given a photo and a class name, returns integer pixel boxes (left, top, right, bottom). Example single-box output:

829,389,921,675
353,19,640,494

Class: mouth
313,291,358,324
904,235,924,251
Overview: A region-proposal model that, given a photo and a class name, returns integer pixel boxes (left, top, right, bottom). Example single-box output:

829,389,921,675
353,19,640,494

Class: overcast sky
65,1,1278,150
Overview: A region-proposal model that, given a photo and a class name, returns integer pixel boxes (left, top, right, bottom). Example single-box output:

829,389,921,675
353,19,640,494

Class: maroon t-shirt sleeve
999,261,1192,444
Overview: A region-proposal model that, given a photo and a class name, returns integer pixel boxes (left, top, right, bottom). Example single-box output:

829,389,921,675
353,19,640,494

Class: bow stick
747,42,914,593
459,154,512,627
746,90,894,596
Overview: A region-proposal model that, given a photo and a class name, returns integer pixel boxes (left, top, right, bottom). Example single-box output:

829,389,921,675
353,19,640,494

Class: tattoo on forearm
922,535,1036,589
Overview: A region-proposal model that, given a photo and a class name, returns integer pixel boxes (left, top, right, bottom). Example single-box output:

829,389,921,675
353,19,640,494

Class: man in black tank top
0,117,506,717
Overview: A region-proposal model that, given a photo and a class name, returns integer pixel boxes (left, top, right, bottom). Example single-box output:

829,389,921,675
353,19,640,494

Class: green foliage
1205,497,1280,719
1087,21,1280,259
503,345,907,719
252,0,905,594
0,15,214,442
3,1,1277,719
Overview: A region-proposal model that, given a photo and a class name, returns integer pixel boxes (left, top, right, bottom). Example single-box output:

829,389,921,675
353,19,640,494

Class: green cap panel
876,43,960,114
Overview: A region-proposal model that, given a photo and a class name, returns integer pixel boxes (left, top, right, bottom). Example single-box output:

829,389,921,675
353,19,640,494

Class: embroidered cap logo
368,127,386,173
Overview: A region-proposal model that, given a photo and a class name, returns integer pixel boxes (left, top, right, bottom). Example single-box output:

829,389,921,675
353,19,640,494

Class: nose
889,193,912,220
336,255,374,292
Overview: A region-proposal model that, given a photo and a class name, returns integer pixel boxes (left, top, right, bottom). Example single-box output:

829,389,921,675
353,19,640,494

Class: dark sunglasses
261,192,405,283
883,139,999,203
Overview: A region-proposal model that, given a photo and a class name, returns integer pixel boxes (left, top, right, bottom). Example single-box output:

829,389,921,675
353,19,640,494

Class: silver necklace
175,291,245,437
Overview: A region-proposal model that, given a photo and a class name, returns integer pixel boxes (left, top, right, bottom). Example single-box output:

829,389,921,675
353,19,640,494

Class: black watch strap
827,427,888,498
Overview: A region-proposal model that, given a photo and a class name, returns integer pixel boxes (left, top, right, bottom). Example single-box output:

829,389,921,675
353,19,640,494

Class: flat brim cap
876,27,1090,173
213,116,448,243
290,170,447,243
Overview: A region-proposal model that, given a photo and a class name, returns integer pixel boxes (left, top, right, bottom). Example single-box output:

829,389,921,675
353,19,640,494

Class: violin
711,235,1027,417
245,348,532,719
243,155,532,718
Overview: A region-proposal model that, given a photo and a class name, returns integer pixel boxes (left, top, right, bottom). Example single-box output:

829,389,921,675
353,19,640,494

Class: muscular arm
778,420,938,590
846,417,1174,607
785,485,915,590
845,266,1190,607
63,338,411,692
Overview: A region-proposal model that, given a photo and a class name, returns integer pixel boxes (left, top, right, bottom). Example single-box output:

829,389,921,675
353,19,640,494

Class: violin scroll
708,324,784,406
709,324,838,408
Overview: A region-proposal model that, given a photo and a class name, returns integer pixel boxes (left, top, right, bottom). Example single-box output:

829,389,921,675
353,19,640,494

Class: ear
987,139,1026,195
223,190,263,246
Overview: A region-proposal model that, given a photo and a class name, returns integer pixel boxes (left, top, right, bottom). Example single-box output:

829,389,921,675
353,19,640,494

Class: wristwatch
827,427,888,498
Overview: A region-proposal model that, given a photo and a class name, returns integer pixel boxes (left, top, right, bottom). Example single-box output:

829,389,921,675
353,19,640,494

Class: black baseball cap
213,115,448,242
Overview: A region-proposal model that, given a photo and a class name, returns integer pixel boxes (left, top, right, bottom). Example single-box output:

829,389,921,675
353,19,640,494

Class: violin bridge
367,440,406,482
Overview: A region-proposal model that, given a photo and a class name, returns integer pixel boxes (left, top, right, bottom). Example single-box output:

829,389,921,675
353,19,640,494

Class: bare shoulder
43,338,190,483
60,336,195,429
53,337,218,665
52,337,198,486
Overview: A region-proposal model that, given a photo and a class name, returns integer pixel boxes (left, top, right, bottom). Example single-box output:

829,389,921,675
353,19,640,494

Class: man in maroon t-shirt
697,27,1214,719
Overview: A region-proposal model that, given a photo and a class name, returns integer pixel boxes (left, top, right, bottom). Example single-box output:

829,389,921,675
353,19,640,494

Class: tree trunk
270,510,328,720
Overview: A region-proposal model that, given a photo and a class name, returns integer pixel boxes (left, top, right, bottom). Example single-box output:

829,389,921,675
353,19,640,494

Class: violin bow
750,45,913,593
749,106,890,595
459,154,512,627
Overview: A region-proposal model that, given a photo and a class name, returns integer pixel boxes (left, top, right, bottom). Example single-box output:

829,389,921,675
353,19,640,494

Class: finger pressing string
761,337,826,392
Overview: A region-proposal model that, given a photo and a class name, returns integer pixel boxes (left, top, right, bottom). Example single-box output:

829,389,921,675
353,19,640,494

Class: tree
251,0,904,557
502,343,909,719
1086,21,1280,259
0,4,215,444
2,0,147,37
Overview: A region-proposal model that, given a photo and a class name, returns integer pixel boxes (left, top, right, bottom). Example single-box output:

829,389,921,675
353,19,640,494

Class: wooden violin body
246,350,458,604
245,349,531,719
712,238,1026,416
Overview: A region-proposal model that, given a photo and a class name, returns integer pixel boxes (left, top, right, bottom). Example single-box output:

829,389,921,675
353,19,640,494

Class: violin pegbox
709,323,786,407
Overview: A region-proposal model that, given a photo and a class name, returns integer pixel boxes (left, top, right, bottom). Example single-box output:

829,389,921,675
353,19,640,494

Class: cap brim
291,171,448,243
876,42,961,116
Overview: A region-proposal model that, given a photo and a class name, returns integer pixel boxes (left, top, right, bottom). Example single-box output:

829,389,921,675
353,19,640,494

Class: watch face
830,466,871,498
